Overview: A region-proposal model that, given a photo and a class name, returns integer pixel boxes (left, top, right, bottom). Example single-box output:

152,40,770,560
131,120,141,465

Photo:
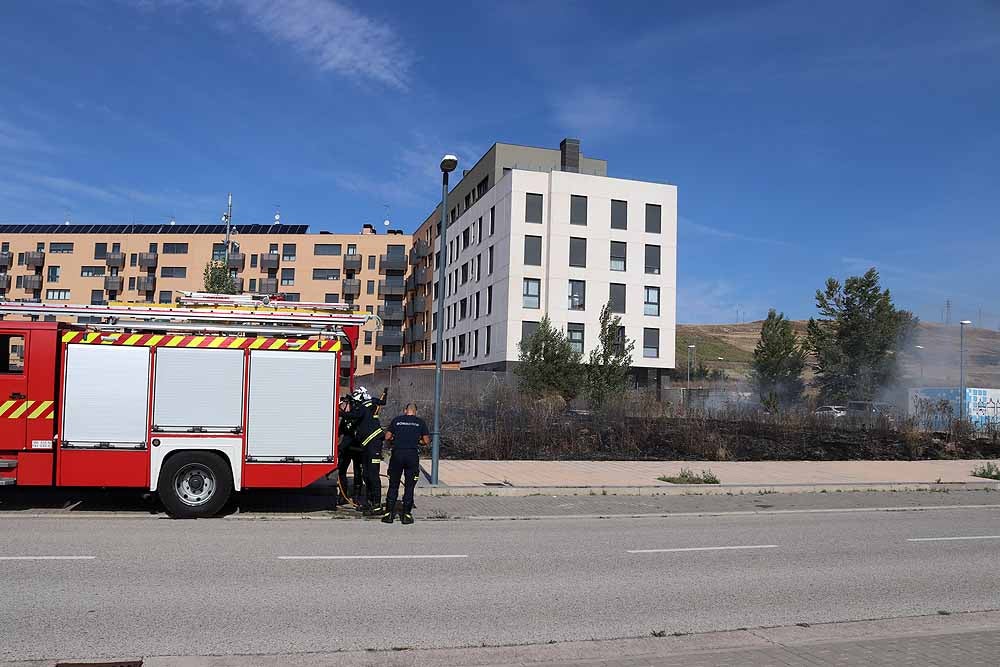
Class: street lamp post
959,320,971,421
686,344,696,389
431,154,458,486
914,345,924,380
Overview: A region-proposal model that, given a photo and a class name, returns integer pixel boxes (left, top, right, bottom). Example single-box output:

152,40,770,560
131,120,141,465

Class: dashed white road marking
908,535,1000,543
0,556,96,560
627,545,779,554
278,554,468,560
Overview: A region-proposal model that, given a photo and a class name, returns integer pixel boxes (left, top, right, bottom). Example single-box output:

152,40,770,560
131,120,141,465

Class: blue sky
1,1,998,325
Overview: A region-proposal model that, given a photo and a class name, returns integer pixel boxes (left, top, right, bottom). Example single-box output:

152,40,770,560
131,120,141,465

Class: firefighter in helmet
340,385,388,515
335,400,366,508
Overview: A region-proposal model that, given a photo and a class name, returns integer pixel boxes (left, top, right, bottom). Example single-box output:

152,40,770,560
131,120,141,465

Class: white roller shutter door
62,345,150,447
247,351,336,460
153,348,244,432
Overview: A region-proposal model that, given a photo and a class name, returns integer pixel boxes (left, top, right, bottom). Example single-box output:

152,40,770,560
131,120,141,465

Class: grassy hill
677,321,1000,388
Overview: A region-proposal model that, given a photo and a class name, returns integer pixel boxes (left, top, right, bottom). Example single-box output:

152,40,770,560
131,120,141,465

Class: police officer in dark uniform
381,403,430,525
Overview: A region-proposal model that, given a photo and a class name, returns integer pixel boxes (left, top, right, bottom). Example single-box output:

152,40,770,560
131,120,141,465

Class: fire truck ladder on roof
0,294,378,338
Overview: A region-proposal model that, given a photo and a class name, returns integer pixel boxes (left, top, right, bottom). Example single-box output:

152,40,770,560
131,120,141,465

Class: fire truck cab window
0,335,25,374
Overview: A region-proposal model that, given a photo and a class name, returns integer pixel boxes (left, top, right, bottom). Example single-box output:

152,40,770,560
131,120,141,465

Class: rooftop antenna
383,203,391,228
274,205,281,225
169,215,176,226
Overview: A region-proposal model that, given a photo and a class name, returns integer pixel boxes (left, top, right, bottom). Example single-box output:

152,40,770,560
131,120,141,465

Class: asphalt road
3,505,1000,662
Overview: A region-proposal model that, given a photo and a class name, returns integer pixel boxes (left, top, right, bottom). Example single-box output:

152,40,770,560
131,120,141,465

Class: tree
750,309,805,406
585,303,635,406
515,316,584,401
203,260,236,294
806,267,916,404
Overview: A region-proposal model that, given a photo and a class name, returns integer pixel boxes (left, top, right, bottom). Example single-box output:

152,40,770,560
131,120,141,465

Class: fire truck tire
158,451,233,519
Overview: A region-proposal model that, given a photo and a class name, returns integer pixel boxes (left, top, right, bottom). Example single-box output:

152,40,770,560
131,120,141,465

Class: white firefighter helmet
352,386,372,401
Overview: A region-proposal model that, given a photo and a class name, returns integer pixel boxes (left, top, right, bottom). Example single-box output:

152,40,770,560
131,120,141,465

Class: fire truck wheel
158,451,233,519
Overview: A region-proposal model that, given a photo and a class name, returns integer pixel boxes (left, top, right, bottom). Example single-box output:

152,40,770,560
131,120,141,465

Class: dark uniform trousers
361,429,384,507
336,439,365,502
385,448,420,513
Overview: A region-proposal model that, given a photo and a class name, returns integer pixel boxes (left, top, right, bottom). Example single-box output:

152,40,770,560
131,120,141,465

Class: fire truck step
0,459,17,469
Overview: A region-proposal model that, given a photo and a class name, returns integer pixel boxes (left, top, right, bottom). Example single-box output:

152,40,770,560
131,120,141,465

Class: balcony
260,253,280,270
405,274,416,293
138,252,158,269
104,275,124,292
231,277,244,293
135,276,156,292
404,325,425,344
377,305,405,322
227,253,245,271
22,274,43,291
405,296,427,317
25,251,45,268
0,252,11,269
378,278,405,297
405,352,426,364
257,278,278,294
409,240,430,265
379,254,407,273
375,355,402,371
342,279,361,297
0,274,10,291
343,254,362,272
105,252,125,268
376,331,404,348
416,267,432,284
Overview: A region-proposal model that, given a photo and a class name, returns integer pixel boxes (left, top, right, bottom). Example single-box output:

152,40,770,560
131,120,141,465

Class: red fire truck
0,294,372,517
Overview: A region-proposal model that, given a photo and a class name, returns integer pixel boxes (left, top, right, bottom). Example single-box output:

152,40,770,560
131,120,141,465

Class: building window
112,242,120,253
365,304,373,313
313,268,341,280
460,263,468,285
94,243,107,260
315,243,342,256
611,199,628,230
643,328,659,358
524,235,542,266
161,267,187,278
434,251,440,270
462,227,470,250
0,242,8,252
477,217,483,245
610,241,627,272
211,243,226,261
645,203,661,234
163,243,188,254
523,278,540,309
642,244,661,275
567,323,584,355
570,195,588,226
347,244,357,255
487,286,493,315
46,289,70,300
49,242,73,254
459,333,467,356
610,283,626,313
284,293,301,302
91,289,105,305
80,266,105,277
126,276,136,290
368,255,376,270
129,253,138,267
148,242,158,253
282,244,297,261
364,331,373,344
366,280,375,294
250,254,258,268
477,176,489,198
569,237,587,268
248,278,257,292
474,291,481,318
460,298,467,320
363,355,372,365
15,275,22,288
46,266,60,282
522,320,539,342
568,280,586,311
490,206,495,235
269,243,279,253
325,293,339,303
525,193,543,224
473,329,479,357
281,268,295,286
644,286,661,316
475,253,482,281
488,246,494,275
16,252,24,266
485,325,492,355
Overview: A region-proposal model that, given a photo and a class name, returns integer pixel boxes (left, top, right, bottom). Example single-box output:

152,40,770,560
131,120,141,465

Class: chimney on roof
560,138,581,173
362,223,376,235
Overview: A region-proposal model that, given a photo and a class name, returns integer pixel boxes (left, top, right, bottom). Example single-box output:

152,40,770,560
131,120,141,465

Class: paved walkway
427,459,998,493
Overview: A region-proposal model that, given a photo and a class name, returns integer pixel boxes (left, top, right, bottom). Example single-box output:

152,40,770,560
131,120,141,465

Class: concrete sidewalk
416,459,1000,495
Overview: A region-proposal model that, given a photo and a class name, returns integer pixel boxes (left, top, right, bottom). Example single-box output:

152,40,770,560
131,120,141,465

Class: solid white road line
278,555,468,560
627,545,779,554
0,556,96,560
908,535,1000,542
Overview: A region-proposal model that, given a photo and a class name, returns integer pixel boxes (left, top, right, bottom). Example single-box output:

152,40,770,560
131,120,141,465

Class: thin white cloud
677,277,767,324
680,216,794,247
219,0,410,89
551,85,646,137
0,118,54,153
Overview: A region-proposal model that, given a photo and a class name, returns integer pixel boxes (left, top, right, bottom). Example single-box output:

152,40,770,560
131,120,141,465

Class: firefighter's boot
380,508,395,524
400,513,414,525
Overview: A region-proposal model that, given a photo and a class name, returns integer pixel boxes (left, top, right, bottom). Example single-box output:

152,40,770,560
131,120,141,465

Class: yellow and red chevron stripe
0,399,55,420
61,331,341,352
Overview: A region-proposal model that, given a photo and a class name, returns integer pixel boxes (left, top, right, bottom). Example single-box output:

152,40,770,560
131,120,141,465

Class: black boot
400,512,414,525
381,506,395,524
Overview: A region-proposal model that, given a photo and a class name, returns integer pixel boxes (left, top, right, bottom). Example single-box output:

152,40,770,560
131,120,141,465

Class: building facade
0,222,410,376
403,139,677,384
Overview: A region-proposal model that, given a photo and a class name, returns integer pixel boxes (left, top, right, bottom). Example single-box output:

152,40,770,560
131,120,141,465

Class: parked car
814,405,847,418
846,400,897,424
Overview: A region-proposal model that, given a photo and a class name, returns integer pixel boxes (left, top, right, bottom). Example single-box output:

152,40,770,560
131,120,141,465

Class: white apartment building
406,139,677,384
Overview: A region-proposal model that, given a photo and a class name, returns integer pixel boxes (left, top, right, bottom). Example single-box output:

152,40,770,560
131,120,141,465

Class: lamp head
440,154,459,173
960,320,972,325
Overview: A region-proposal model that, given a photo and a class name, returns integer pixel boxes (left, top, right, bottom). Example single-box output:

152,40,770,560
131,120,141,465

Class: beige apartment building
0,222,411,376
